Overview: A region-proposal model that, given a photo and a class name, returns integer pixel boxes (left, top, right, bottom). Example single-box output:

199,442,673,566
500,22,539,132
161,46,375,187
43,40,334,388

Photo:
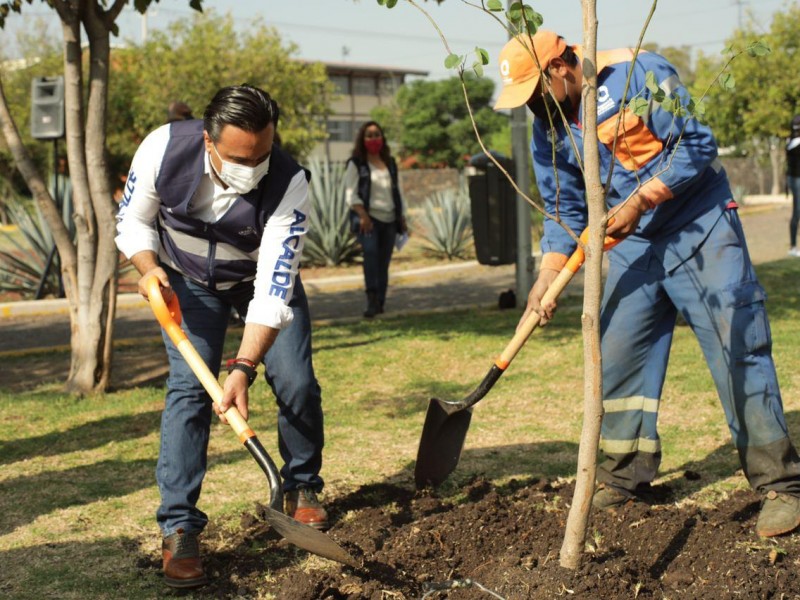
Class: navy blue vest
155,119,305,290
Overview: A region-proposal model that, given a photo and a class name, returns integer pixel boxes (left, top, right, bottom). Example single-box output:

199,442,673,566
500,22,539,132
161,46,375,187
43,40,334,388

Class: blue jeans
358,218,397,306
789,176,800,247
597,209,800,494
156,268,324,536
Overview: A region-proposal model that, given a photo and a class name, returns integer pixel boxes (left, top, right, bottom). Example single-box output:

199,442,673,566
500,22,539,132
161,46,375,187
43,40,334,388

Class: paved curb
0,259,500,319
1,198,787,320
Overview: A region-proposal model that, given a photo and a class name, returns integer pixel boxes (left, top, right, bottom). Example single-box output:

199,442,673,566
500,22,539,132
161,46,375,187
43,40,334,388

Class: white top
343,160,403,223
115,124,311,330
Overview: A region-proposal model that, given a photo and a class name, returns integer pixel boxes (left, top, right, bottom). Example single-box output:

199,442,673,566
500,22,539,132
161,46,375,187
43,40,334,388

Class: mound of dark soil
149,476,800,599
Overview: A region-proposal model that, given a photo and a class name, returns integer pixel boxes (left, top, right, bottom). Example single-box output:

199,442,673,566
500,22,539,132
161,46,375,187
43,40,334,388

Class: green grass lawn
1,258,799,598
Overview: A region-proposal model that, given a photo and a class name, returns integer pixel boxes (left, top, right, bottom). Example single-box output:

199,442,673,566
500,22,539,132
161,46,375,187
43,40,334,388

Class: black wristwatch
227,359,257,386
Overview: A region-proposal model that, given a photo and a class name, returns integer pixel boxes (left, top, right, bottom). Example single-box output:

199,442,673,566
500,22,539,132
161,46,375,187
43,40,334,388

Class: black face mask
526,82,575,121
527,93,558,120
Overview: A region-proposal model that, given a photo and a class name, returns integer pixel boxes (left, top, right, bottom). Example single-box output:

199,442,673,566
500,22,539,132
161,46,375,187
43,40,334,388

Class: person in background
493,29,800,538
344,121,408,318
116,85,327,589
786,114,800,257
166,100,194,123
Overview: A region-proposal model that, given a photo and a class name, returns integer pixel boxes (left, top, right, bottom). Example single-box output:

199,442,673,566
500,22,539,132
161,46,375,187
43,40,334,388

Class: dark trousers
156,268,324,536
358,218,398,306
789,175,800,247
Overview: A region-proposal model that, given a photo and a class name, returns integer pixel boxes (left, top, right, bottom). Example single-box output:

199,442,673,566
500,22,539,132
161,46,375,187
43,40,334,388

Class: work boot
162,528,207,589
592,483,634,510
285,487,329,530
363,292,380,318
756,490,800,537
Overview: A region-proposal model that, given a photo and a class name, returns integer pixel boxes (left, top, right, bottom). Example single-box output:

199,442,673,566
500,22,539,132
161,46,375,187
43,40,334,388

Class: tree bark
560,0,604,570
64,2,119,392
1,1,119,394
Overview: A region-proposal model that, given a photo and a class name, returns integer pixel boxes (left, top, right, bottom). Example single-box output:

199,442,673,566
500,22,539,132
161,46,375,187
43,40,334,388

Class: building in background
311,61,428,162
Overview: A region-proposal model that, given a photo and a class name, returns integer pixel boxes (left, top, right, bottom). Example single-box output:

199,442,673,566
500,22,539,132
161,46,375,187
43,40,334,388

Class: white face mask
210,143,271,195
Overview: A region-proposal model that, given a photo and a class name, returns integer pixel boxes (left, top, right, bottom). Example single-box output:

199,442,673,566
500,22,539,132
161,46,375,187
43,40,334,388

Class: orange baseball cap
494,30,567,110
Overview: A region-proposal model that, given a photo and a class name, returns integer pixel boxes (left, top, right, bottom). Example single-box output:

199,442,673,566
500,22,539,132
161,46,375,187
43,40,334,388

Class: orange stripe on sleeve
540,252,569,271
598,108,663,171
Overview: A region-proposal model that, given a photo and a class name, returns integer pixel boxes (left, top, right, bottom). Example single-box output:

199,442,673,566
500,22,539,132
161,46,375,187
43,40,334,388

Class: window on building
327,120,354,142
378,75,402,96
329,75,350,95
352,77,377,96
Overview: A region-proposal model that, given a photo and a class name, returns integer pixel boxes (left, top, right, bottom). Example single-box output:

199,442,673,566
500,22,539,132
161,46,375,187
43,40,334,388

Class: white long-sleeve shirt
115,124,311,329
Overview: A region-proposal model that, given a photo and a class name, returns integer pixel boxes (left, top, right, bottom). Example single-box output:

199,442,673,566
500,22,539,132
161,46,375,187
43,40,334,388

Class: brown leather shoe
284,487,329,530
162,528,208,589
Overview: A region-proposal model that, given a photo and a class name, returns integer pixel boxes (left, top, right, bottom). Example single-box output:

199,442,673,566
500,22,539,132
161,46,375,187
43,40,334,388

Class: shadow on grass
660,408,800,495
0,410,162,466
0,533,305,600
0,450,243,536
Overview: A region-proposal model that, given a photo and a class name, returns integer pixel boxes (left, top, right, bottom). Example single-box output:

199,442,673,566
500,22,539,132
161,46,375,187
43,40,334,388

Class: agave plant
0,192,62,298
417,183,474,260
303,156,361,267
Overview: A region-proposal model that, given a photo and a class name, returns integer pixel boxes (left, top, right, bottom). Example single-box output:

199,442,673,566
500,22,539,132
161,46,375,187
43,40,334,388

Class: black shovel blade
263,508,359,568
414,399,473,489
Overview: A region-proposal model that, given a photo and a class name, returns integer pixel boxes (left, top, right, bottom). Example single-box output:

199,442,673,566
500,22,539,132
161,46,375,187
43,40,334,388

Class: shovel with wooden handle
414,229,621,489
145,276,358,568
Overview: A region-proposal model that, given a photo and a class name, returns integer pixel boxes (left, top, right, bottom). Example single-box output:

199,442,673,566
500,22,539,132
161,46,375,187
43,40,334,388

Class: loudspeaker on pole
30,76,65,140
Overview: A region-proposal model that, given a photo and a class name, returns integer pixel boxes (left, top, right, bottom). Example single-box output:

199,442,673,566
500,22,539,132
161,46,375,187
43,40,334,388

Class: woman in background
345,121,408,317
786,115,800,257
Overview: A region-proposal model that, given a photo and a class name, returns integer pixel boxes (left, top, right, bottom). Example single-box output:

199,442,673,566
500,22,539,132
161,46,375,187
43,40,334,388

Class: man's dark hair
559,41,579,68
203,84,279,141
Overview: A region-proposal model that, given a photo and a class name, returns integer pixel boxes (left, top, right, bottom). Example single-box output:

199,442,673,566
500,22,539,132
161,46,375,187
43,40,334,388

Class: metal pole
507,3,534,306
511,106,533,305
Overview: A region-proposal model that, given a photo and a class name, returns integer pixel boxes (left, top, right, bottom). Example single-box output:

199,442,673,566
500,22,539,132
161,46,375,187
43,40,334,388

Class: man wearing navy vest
116,85,326,589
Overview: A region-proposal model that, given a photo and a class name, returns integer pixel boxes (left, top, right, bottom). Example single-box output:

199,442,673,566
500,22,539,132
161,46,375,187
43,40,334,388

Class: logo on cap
500,59,511,81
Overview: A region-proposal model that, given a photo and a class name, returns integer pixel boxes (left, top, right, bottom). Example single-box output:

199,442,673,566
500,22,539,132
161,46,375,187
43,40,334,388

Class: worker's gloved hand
607,193,650,240
518,267,561,329
219,371,250,423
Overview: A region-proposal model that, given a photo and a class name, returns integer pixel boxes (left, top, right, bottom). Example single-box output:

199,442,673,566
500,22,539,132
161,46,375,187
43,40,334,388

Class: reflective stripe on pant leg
666,209,800,492
597,257,674,491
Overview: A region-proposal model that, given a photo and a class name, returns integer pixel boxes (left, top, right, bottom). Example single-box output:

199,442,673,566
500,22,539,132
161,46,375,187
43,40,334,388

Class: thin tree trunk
560,0,604,569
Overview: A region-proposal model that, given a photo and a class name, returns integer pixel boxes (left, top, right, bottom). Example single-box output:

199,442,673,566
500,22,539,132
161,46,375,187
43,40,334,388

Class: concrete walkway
0,200,795,356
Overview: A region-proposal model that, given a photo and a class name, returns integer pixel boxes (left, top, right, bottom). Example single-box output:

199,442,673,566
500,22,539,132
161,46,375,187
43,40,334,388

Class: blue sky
2,0,789,85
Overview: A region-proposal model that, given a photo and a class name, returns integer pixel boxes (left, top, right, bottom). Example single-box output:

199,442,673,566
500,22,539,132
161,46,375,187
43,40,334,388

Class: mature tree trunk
2,1,201,394
59,1,120,393
0,0,122,394
559,0,604,570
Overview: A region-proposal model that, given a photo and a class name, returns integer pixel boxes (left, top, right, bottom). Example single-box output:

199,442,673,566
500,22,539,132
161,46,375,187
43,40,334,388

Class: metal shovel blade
262,507,359,567
414,399,473,489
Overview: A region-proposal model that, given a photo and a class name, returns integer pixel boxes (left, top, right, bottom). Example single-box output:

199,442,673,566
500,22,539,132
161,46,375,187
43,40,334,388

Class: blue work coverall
533,48,800,496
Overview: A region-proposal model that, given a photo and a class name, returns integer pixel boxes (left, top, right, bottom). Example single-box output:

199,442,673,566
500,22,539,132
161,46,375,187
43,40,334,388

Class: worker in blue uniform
494,29,800,537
